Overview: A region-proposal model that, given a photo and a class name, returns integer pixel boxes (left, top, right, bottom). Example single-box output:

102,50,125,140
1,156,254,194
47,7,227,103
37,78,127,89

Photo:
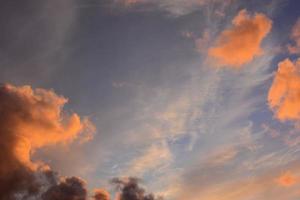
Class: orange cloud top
276,172,297,187
268,58,300,121
93,189,110,200
0,84,94,169
208,9,272,68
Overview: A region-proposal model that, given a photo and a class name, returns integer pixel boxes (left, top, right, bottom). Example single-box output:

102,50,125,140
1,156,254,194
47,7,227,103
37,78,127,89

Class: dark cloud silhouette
42,176,87,200
112,177,163,200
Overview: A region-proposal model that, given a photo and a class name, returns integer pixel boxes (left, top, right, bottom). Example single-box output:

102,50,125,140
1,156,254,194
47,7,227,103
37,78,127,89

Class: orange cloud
0,83,94,198
208,9,272,68
0,84,94,168
276,172,297,187
123,0,144,6
268,58,300,121
288,18,300,54
93,188,110,200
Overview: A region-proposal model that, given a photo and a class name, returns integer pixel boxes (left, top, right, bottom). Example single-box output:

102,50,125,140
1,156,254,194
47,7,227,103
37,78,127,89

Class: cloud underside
208,9,272,68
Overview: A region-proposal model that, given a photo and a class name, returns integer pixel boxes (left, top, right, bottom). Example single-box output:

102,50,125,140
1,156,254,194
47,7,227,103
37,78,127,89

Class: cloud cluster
0,83,93,199
208,9,272,68
268,58,300,121
0,83,162,200
42,176,87,200
112,177,162,200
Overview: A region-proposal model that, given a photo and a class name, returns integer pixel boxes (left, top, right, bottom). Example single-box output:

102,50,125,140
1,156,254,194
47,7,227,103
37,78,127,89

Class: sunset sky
1,0,300,200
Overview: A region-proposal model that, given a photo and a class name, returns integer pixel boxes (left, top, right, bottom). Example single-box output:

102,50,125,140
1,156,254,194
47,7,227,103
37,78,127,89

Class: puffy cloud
287,18,300,54
276,172,297,187
0,83,93,199
112,177,162,200
93,188,110,200
0,84,93,167
208,9,272,68
268,58,300,121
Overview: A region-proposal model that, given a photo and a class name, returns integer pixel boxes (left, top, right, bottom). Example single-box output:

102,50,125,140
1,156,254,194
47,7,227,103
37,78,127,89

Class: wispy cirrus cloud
116,0,234,16
124,142,172,177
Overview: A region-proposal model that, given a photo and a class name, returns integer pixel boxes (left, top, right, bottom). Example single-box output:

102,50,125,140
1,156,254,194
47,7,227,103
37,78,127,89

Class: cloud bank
0,83,161,200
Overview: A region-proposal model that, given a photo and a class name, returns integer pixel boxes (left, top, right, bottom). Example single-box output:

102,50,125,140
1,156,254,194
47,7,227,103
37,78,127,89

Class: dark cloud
42,176,87,200
112,177,163,200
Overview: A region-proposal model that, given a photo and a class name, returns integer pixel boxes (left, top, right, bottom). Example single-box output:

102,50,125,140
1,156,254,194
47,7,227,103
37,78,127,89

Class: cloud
0,84,93,168
268,58,300,121
0,83,93,199
205,146,238,167
0,83,164,200
276,172,297,187
177,160,300,200
93,188,111,200
112,177,163,200
117,0,233,16
287,18,300,55
208,9,272,68
42,176,87,200
125,142,172,176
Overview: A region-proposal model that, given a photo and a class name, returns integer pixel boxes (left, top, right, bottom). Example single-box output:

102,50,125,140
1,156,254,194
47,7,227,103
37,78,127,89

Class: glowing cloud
276,172,297,187
0,84,93,168
268,58,300,121
0,83,94,199
208,9,272,68
93,189,110,200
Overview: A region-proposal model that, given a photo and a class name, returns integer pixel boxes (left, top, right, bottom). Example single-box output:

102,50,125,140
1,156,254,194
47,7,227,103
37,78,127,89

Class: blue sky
1,0,300,199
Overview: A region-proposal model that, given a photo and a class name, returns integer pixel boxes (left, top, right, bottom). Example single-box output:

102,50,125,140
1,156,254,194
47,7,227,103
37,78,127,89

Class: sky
1,0,300,200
